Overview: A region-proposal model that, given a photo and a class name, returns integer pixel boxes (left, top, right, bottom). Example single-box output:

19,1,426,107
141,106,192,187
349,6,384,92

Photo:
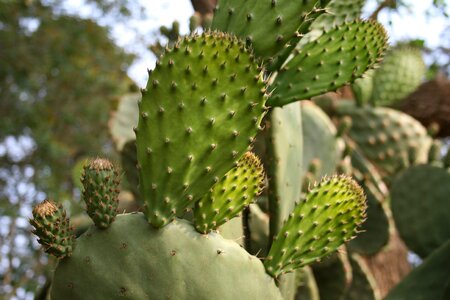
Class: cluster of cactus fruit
31,0,450,299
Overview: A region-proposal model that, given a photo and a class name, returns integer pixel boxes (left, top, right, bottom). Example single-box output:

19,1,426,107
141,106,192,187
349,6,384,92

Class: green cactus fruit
311,252,350,300
347,185,389,255
268,21,387,107
343,254,380,300
211,0,324,58
51,213,283,299
371,47,426,105
351,69,374,105
194,152,265,233
385,240,450,300
108,93,139,151
30,200,75,258
266,102,303,241
81,158,120,229
338,106,432,180
390,164,450,258
264,175,367,278
136,32,267,228
301,101,341,181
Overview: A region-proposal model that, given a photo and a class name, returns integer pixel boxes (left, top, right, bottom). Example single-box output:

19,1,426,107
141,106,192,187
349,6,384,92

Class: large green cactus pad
266,103,303,240
51,213,283,299
136,32,267,227
264,176,366,278
385,240,450,300
268,21,387,107
371,47,426,106
391,165,450,258
194,152,265,233
212,0,323,58
338,106,432,179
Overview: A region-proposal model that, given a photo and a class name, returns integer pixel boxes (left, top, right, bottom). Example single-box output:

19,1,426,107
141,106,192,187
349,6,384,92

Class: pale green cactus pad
264,175,367,278
51,214,283,299
136,32,267,227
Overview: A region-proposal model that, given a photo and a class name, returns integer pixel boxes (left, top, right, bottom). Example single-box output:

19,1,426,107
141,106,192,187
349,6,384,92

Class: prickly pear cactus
136,32,267,228
370,47,426,105
337,105,432,180
30,0,391,297
390,164,450,258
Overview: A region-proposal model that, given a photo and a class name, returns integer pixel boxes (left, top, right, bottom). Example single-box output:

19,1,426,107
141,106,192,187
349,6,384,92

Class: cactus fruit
194,152,265,233
136,32,267,228
30,200,75,258
81,158,120,229
268,21,387,107
50,214,283,299
337,106,432,179
264,175,367,278
371,47,426,105
390,165,450,258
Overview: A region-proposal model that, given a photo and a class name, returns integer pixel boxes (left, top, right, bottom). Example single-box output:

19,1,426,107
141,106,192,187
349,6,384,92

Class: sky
60,0,450,87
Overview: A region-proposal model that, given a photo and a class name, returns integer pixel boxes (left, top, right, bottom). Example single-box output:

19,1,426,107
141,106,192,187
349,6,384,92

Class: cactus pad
212,0,322,58
30,200,75,258
371,47,426,105
194,152,265,233
264,176,367,278
339,106,432,179
136,32,267,227
81,158,120,229
385,240,450,300
268,21,387,107
390,165,450,258
51,213,283,299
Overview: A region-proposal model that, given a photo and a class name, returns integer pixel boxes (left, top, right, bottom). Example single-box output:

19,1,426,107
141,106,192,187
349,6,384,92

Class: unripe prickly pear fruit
30,200,75,258
81,158,120,229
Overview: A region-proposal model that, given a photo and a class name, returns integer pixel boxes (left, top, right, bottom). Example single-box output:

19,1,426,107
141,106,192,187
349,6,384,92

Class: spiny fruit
81,158,120,229
30,200,75,258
